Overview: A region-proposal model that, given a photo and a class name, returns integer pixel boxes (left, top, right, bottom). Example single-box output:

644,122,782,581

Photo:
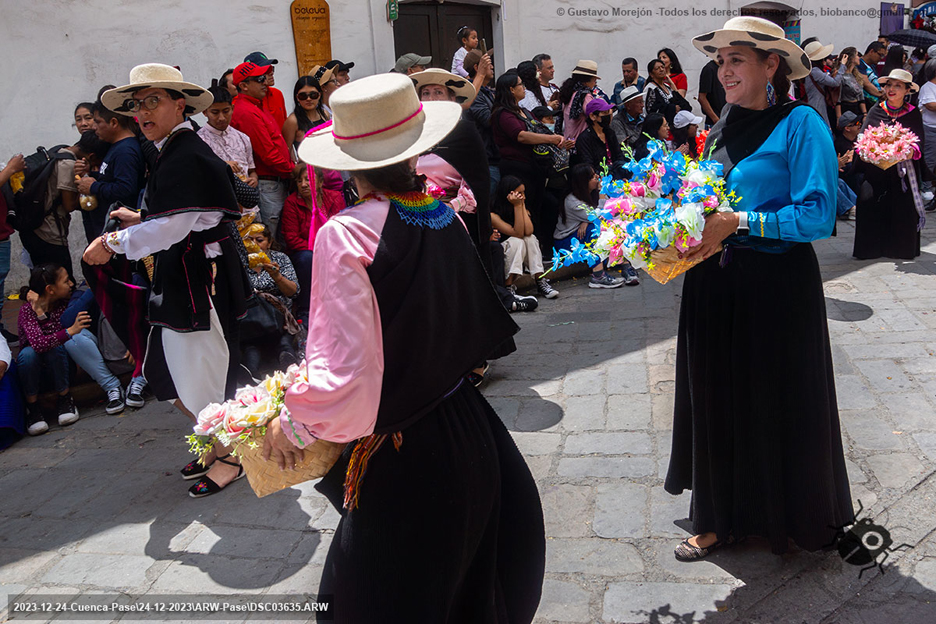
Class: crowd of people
0,11,916,622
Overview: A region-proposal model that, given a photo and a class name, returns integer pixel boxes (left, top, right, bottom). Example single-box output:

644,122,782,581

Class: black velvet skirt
664,244,855,554
315,382,545,623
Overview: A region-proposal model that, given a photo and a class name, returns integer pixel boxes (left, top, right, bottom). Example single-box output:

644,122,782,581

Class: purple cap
584,98,615,116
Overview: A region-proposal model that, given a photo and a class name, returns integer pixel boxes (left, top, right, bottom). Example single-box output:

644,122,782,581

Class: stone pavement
2,221,936,623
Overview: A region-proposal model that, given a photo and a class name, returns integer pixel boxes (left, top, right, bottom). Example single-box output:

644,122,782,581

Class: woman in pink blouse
262,73,545,623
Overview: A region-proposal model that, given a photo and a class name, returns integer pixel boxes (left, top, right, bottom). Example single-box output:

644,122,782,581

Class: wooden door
395,2,493,74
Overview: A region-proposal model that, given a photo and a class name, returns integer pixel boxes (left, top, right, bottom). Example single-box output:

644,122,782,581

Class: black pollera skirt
664,243,855,554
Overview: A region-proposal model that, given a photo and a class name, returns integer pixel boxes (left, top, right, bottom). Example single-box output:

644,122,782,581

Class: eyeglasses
297,91,320,101
126,95,165,112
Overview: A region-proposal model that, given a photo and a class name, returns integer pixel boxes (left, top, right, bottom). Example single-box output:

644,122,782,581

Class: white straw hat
297,73,462,171
692,17,810,80
409,68,477,105
803,41,835,61
102,63,213,117
880,68,919,93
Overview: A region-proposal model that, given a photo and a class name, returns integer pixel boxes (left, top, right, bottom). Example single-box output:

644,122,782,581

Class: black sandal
674,534,734,562
188,455,245,498
180,458,214,480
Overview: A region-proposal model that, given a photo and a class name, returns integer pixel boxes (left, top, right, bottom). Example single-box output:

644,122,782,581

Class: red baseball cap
232,62,271,86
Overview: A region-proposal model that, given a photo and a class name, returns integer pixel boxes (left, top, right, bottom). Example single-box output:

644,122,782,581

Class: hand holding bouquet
552,138,739,284
187,364,346,497
855,122,920,170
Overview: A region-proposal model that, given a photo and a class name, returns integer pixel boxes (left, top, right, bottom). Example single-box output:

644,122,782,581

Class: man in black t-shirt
698,60,726,128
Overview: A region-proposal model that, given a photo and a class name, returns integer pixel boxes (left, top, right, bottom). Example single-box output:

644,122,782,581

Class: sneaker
510,295,538,312
507,284,518,296
589,271,626,289
56,394,80,426
126,378,146,408
622,265,640,286
0,327,18,348
536,277,559,299
26,403,48,436
105,388,125,415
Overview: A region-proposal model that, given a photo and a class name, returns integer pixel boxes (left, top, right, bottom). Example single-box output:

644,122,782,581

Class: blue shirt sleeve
748,107,837,242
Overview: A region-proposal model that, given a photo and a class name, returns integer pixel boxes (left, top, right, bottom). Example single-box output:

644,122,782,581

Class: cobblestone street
3,221,936,623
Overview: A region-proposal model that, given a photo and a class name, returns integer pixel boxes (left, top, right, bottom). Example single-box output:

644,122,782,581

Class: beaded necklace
883,100,907,118
356,191,455,230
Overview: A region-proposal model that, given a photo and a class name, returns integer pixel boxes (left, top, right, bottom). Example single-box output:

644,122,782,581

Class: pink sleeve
450,178,477,213
282,202,388,446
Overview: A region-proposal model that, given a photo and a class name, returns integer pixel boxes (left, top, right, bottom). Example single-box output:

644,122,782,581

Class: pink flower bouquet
855,122,920,170
186,364,346,498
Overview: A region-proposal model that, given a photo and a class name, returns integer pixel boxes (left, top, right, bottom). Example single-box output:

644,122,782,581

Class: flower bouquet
552,139,739,284
187,364,346,498
855,122,920,170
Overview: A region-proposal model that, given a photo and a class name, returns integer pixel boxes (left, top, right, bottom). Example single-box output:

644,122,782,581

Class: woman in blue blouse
664,17,854,561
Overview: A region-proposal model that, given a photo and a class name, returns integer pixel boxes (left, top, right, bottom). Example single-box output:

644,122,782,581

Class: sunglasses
127,95,165,112
297,91,320,101
247,75,268,84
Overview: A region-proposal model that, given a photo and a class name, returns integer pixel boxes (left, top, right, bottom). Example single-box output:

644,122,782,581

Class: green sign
388,0,398,21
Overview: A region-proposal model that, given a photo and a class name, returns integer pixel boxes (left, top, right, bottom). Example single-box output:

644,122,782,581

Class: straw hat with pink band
296,73,461,229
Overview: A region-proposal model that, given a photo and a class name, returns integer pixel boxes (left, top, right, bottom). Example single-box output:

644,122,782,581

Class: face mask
599,116,612,130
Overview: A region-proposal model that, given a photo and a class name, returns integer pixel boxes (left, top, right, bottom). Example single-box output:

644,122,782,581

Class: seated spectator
20,131,109,279
644,59,680,121
18,264,127,436
198,86,258,187
451,26,478,78
489,175,558,299
613,58,646,106
611,87,645,149
280,164,344,324
0,330,23,449
834,112,861,219
574,98,625,177
241,225,300,378
671,111,704,159
633,113,671,160
518,60,546,111
325,59,354,85
554,164,626,289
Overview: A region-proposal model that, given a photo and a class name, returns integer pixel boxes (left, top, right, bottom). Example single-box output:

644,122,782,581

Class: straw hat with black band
298,72,462,171
102,63,213,117
692,16,811,80
571,60,601,80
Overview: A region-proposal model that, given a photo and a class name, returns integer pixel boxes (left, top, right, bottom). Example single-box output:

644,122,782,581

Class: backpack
6,145,75,232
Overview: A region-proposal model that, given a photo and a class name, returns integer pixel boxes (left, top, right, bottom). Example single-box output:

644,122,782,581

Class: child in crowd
280,164,344,324
451,25,479,78
554,164,627,289
198,86,258,187
490,175,559,299
17,263,126,435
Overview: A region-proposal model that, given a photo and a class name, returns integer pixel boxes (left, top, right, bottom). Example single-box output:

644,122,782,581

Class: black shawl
426,117,494,270
145,128,250,332
705,100,806,175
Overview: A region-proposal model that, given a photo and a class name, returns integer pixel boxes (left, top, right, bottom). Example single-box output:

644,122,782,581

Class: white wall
0,0,887,294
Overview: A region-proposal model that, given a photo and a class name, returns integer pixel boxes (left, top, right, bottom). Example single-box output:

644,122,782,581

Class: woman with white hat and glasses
261,72,545,622
83,64,253,497
853,69,929,260
663,17,853,561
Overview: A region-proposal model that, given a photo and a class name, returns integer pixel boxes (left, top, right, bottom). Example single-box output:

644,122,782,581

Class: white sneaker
57,394,80,426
